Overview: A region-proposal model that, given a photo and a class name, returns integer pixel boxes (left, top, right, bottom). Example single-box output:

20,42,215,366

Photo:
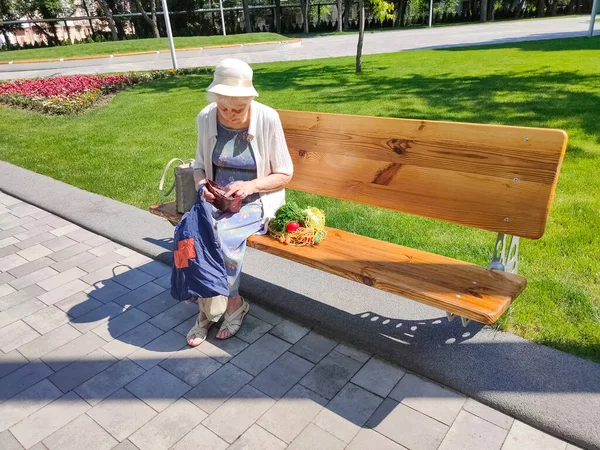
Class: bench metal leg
489,233,520,274
446,312,471,327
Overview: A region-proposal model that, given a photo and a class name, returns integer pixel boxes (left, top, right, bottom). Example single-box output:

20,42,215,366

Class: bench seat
150,201,526,324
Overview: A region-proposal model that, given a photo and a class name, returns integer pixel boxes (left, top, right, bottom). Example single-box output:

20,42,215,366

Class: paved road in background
0,15,597,80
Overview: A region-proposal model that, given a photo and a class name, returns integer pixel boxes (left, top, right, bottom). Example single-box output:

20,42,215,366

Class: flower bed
0,67,210,115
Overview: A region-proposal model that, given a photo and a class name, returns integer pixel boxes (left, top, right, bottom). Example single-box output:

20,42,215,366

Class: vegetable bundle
268,202,327,246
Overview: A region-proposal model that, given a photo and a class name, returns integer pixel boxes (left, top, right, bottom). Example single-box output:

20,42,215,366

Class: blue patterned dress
211,120,263,297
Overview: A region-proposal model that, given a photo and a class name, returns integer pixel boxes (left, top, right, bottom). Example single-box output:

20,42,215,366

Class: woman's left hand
225,181,257,200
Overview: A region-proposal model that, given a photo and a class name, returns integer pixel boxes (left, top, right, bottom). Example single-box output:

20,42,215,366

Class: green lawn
0,33,288,62
1,37,599,362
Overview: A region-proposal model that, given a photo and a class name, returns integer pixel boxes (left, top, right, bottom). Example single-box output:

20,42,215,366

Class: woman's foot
216,296,249,339
187,311,213,347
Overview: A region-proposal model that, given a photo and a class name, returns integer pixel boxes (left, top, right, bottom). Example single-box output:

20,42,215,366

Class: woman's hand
202,185,215,203
225,180,257,200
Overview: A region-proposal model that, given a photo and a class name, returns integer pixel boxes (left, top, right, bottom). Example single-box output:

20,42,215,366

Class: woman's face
216,97,251,127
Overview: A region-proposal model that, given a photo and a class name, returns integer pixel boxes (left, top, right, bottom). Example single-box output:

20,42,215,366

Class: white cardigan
193,101,294,233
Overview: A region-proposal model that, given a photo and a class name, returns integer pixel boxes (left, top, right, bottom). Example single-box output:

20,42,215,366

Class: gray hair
206,92,254,107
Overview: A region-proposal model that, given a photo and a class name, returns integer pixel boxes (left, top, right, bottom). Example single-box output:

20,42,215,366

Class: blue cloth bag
171,186,230,300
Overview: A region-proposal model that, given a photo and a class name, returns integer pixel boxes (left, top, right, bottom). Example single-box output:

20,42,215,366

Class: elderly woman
188,58,293,346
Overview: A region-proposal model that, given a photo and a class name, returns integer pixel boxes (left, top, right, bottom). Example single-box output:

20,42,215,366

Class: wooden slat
247,227,526,325
149,202,525,324
278,110,567,239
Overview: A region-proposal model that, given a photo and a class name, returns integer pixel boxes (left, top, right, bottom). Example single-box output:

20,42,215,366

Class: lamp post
160,0,178,69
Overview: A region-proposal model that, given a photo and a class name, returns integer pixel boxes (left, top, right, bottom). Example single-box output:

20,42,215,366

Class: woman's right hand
202,185,215,203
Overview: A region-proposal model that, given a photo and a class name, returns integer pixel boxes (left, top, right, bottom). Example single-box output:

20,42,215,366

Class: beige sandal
216,298,250,339
187,317,213,347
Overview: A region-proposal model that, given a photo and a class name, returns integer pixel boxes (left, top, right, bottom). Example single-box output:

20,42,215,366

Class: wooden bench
151,110,567,326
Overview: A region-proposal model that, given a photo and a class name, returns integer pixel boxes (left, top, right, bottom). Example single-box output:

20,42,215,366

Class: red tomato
286,222,300,232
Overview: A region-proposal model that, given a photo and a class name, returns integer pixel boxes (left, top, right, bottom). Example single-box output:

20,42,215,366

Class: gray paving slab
149,300,198,331
0,282,16,298
438,410,508,450
287,423,346,450
230,333,290,376
300,350,363,400
159,347,222,386
9,258,52,278
49,223,80,237
228,424,287,450
128,329,186,370
0,245,20,258
48,347,117,393
87,388,157,441
87,279,131,303
0,320,40,352
17,244,53,262
0,350,28,378
0,285,45,311
18,323,81,360
129,398,206,450
42,236,77,252
0,298,46,329
50,250,96,272
389,373,466,426
125,365,192,412
13,232,55,250
0,254,28,272
92,307,150,341
346,429,408,450
463,398,514,430
0,272,16,285
101,321,164,359
69,301,125,334
8,266,59,290
257,384,327,444
0,379,63,432
351,357,406,398
113,281,166,308
235,314,273,344
203,385,275,444
22,305,70,334
0,430,24,450
269,319,309,344
137,290,179,317
42,331,107,371
37,267,86,291
251,351,314,399
75,359,145,406
42,414,118,450
46,242,91,262
314,382,384,443
367,398,449,450
170,424,228,450
0,361,54,401
195,330,249,364
111,440,139,450
185,363,253,414
112,268,156,290
9,391,90,449
55,291,103,318
334,342,371,363
290,330,338,363
503,421,568,450
38,279,90,305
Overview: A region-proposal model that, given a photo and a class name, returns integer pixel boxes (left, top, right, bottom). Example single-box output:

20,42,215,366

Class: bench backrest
278,110,567,240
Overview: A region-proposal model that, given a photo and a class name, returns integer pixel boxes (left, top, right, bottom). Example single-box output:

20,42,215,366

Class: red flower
0,74,133,98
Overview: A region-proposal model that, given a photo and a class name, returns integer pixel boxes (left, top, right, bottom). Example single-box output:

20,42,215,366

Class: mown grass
0,33,288,62
1,36,599,362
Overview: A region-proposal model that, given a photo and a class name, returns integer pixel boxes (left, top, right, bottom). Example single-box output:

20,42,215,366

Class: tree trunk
344,0,351,30
487,0,495,20
300,0,310,33
537,0,545,16
1,28,10,48
64,20,72,42
356,0,364,73
134,0,160,38
550,0,558,15
242,0,252,32
275,0,282,33
400,0,408,25
97,0,119,40
480,0,488,21
81,0,96,36
337,0,343,31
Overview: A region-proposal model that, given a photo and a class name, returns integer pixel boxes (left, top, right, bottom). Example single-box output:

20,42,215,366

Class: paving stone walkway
0,191,581,450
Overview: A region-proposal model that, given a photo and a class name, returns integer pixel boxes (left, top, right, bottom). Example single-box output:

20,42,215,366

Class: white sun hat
207,58,259,98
